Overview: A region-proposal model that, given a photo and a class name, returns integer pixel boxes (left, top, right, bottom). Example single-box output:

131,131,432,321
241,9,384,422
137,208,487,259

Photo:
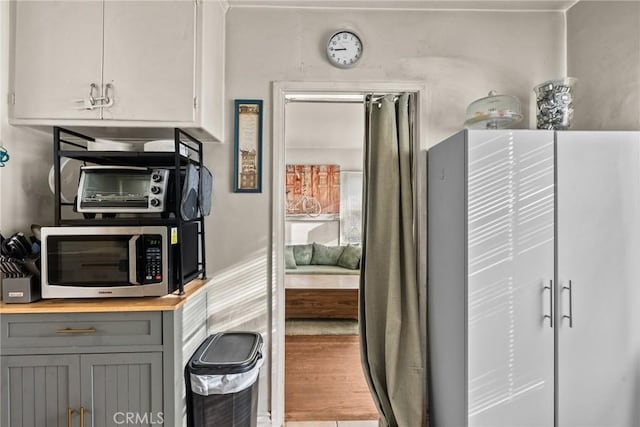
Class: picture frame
285,164,340,221
234,99,263,193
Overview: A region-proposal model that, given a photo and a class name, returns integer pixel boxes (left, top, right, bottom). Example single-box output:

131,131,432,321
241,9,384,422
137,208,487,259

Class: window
340,171,363,245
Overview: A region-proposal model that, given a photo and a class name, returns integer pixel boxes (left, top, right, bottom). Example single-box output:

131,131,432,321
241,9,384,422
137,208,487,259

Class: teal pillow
292,244,313,265
337,245,362,270
311,243,345,266
285,246,297,269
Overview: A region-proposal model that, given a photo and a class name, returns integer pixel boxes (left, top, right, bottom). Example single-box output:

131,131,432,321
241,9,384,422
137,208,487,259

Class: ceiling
227,0,579,11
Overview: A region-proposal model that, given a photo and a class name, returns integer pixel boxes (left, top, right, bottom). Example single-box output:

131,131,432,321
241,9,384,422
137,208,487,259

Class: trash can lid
190,332,263,375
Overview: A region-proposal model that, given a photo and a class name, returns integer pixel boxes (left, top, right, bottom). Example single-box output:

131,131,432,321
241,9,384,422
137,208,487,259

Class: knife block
2,275,41,303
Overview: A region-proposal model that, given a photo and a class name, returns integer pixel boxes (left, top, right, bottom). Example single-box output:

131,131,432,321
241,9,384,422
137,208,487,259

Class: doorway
271,81,427,427
282,95,374,423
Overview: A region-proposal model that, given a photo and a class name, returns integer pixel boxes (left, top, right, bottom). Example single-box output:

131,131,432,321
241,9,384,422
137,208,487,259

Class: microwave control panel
143,235,163,283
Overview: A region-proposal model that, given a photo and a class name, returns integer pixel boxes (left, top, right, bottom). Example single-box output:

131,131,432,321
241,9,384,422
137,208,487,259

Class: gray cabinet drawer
0,312,162,350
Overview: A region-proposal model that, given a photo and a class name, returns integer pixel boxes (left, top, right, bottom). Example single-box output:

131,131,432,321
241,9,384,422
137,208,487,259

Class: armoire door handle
563,280,574,328
543,280,553,328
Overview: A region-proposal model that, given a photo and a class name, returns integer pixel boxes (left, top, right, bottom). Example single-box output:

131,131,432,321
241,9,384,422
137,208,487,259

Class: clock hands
332,47,347,51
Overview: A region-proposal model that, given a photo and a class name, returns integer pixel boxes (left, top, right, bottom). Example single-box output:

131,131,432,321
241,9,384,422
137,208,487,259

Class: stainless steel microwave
41,224,198,298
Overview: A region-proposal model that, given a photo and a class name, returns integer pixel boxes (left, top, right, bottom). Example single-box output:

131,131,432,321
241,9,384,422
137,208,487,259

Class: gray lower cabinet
1,352,162,427
0,312,164,426
0,290,211,427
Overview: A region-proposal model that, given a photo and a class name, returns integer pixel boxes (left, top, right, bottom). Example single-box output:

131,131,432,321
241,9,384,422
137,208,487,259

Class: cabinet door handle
55,327,97,334
67,407,76,427
80,407,85,427
563,280,574,328
86,83,114,109
98,83,115,109
88,83,98,106
543,279,553,328
73,83,100,110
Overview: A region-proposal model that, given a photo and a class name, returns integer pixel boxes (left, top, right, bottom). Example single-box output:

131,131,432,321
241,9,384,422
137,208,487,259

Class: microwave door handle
128,236,141,285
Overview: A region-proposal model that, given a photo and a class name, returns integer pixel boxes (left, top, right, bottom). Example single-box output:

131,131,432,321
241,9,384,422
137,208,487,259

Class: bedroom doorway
282,94,374,423
271,81,427,427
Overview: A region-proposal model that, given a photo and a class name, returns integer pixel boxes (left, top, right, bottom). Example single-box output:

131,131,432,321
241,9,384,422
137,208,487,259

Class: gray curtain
359,93,425,427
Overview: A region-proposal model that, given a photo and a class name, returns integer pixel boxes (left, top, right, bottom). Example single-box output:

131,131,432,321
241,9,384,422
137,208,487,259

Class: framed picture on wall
234,99,263,193
285,164,340,220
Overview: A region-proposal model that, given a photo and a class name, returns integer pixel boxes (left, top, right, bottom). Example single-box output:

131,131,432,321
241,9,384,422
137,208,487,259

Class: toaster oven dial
151,185,161,194
150,198,161,207
151,173,163,183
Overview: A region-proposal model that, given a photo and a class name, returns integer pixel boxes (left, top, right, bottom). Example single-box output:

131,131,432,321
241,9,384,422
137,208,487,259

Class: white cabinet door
102,1,196,122
557,131,640,427
467,131,555,427
12,1,103,119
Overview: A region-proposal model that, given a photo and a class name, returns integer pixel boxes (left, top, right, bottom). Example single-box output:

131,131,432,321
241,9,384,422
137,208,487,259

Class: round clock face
326,31,363,68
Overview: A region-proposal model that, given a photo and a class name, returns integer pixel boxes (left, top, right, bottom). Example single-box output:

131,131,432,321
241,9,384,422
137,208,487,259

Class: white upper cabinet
10,1,225,142
13,1,103,120
102,1,195,122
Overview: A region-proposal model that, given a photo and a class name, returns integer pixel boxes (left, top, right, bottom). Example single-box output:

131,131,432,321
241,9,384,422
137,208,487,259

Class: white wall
0,1,54,238
285,102,364,171
204,6,564,420
567,1,640,130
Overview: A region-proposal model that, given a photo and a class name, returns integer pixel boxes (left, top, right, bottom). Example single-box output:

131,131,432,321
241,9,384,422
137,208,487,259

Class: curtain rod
285,98,365,104
366,94,402,104
284,92,407,105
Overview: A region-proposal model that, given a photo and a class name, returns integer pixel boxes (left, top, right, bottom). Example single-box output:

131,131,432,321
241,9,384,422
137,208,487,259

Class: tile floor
285,421,378,427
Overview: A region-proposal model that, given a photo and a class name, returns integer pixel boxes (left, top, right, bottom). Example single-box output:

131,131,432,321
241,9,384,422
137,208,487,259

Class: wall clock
326,30,363,69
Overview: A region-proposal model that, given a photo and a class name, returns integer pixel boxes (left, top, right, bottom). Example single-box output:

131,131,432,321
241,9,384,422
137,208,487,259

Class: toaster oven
76,166,172,213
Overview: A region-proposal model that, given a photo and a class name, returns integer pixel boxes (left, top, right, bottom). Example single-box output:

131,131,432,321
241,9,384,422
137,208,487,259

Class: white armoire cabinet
9,0,226,142
428,130,640,427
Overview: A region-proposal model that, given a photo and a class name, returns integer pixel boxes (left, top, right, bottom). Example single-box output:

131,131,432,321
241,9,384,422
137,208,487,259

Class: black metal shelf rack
52,126,207,295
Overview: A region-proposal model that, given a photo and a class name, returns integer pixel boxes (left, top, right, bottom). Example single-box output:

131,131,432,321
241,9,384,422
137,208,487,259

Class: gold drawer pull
56,327,97,334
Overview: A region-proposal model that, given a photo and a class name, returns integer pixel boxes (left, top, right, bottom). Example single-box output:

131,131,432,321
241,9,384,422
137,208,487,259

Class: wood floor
285,335,379,421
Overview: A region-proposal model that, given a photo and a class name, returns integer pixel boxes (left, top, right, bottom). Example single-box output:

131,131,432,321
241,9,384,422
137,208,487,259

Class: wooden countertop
0,278,213,314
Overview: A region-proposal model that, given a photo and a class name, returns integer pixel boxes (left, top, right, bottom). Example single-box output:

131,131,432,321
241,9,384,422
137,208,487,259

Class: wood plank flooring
285,335,379,421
